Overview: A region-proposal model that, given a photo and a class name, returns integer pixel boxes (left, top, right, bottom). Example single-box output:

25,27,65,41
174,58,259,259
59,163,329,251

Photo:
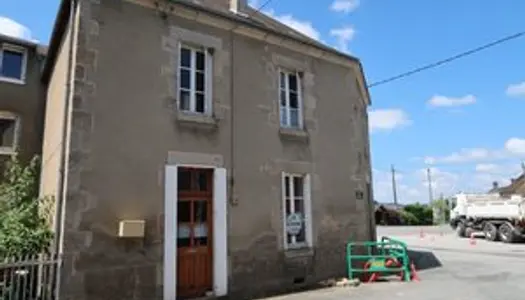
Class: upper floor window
178,44,212,115
0,44,26,84
279,70,303,129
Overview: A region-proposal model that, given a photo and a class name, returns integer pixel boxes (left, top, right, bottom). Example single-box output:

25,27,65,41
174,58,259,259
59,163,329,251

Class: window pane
179,90,190,111
280,107,288,126
279,72,286,88
196,72,205,92
180,69,190,89
287,234,293,245
284,176,290,197
193,200,207,222
196,51,205,71
177,201,191,223
1,50,23,79
177,225,191,248
285,199,291,215
193,223,208,246
195,170,209,191
178,168,191,190
289,108,299,128
180,47,191,68
293,176,303,197
294,199,304,214
289,92,298,108
295,226,306,243
280,90,287,107
288,74,297,92
195,93,205,113
0,119,16,147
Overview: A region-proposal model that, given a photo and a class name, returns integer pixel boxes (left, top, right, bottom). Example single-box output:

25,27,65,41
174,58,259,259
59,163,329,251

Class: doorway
176,167,214,299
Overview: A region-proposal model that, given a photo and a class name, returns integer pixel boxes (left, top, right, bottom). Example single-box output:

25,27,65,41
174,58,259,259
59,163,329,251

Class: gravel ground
259,225,525,300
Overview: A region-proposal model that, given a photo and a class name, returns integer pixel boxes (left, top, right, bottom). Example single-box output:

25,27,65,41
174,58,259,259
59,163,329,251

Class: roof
42,0,371,104
0,33,41,49
489,172,525,195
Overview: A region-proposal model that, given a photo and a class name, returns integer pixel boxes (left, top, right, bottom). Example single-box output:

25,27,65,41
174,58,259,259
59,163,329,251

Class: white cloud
505,137,525,155
421,137,525,166
423,148,493,165
0,17,32,41
330,0,360,13
264,10,320,40
506,81,525,98
329,26,356,53
368,109,411,133
427,94,476,107
475,163,499,173
373,165,520,204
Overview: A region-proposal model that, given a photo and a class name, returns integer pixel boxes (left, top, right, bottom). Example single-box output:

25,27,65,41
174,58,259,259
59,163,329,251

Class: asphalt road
261,225,525,300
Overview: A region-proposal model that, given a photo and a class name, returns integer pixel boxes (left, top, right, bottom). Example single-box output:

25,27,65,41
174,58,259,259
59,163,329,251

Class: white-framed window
178,44,212,115
279,70,303,129
282,172,312,249
0,112,20,155
0,44,27,84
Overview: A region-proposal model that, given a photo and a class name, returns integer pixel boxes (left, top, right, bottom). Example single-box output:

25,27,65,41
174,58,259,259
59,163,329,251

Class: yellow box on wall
118,220,145,238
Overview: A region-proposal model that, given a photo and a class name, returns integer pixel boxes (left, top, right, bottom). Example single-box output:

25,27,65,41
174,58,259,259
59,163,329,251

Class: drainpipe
228,31,236,208
54,0,78,297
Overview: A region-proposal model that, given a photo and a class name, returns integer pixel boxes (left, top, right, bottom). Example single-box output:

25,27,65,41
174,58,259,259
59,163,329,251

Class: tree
0,155,53,258
399,209,419,225
431,197,451,224
402,203,433,225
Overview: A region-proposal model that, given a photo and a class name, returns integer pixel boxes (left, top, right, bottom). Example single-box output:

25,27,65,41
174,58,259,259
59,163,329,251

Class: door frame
164,164,228,299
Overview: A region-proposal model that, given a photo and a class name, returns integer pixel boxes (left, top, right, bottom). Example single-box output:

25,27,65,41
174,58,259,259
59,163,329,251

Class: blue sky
1,0,525,204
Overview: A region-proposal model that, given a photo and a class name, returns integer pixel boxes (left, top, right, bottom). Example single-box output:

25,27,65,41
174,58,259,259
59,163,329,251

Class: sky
1,0,525,204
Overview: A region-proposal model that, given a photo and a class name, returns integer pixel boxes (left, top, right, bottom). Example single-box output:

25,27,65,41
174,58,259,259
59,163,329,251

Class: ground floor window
282,172,312,249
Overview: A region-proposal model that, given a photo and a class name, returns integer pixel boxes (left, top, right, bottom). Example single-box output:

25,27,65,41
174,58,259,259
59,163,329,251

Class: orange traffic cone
410,261,420,281
469,233,477,246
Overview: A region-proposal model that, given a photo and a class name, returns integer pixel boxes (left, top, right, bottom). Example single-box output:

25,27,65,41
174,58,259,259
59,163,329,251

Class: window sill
176,111,218,129
0,76,25,85
284,247,314,259
279,127,309,142
0,148,16,156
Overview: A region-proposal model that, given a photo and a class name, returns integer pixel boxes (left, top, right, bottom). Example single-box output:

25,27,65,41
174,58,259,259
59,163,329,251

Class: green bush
399,209,419,225
0,155,53,258
402,203,434,225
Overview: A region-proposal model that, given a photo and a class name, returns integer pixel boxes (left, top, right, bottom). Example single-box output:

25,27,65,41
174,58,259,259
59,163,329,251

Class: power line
368,30,525,88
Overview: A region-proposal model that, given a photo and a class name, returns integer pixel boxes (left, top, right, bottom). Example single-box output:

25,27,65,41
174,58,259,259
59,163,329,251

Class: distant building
0,33,47,173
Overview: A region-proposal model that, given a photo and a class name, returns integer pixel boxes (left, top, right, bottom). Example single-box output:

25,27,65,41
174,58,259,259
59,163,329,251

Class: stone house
0,33,47,172
39,0,374,299
489,173,525,198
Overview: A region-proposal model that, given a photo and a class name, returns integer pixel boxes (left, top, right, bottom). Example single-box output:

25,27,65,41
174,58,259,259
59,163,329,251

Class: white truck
449,193,525,243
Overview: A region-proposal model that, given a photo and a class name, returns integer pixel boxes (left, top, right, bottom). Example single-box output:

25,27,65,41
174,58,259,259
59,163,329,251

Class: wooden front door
177,167,214,299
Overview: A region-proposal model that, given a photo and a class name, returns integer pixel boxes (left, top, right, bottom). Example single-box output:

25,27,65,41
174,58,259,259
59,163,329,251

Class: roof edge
41,0,71,84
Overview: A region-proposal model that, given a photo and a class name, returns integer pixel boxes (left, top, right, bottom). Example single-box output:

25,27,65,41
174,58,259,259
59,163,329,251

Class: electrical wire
368,31,525,88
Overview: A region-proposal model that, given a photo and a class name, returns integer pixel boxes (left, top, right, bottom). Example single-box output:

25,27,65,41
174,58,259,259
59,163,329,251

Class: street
260,225,525,300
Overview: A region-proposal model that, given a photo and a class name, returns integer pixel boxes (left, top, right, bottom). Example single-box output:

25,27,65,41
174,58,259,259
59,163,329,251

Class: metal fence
0,254,59,300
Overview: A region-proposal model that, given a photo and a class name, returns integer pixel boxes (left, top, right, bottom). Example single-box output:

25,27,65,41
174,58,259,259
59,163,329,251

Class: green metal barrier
346,236,411,282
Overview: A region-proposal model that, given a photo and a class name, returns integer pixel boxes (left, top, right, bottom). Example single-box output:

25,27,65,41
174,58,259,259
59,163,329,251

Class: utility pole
391,164,398,205
427,168,434,204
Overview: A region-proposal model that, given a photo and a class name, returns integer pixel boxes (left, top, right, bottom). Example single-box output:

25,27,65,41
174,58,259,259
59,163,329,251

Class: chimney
492,181,499,189
229,0,246,13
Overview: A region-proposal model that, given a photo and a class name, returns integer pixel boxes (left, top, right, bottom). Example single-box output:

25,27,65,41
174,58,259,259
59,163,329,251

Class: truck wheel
498,223,517,243
456,222,466,238
483,222,499,242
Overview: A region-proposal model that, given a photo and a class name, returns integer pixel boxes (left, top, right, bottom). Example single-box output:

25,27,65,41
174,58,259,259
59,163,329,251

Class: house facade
40,0,375,299
0,34,46,172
